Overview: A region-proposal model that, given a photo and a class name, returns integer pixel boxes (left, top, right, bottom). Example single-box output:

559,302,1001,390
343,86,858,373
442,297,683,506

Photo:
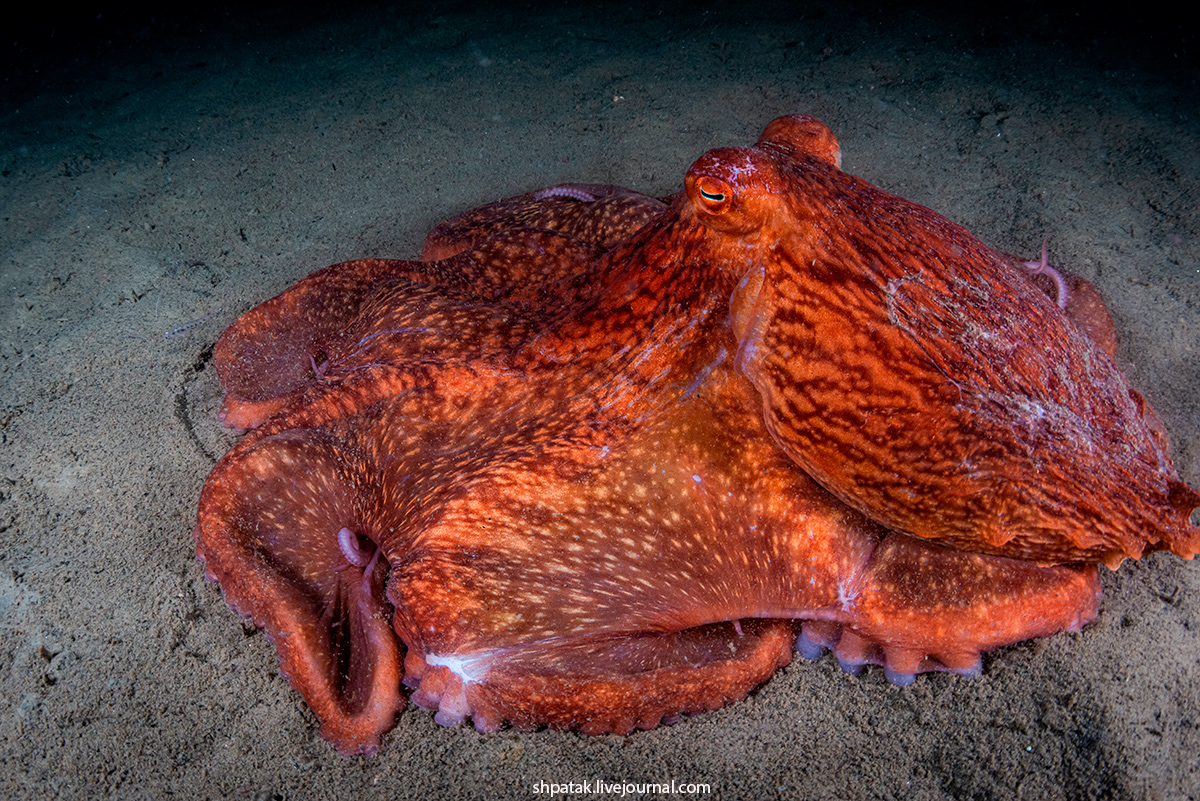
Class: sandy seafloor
1,2,1198,799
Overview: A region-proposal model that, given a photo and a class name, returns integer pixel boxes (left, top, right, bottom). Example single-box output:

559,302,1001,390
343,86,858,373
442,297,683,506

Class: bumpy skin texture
195,116,1198,755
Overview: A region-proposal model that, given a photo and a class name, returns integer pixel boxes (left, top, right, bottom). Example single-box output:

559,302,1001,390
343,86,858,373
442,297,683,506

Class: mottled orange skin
194,116,1195,755
710,117,1199,567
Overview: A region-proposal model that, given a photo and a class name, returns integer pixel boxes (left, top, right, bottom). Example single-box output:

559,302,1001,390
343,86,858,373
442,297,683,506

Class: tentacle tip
433,708,468,728
949,663,983,680
836,658,865,677
327,733,382,758
337,527,375,567
795,630,829,660
473,714,504,734
1020,238,1070,309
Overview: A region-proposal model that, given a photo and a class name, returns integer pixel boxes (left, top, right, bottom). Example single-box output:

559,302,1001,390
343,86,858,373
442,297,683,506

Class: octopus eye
694,176,734,214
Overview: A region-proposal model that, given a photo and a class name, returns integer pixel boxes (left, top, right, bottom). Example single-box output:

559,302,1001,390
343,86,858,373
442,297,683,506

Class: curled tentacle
1022,238,1070,309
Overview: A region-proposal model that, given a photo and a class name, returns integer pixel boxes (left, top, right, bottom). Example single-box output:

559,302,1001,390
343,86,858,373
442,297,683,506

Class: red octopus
195,115,1199,754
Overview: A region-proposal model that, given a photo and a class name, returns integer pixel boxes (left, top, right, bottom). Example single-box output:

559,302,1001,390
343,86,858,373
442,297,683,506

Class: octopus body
195,116,1199,754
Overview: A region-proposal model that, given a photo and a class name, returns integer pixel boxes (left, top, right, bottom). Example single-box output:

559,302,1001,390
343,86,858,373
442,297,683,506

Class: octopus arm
195,428,404,755
213,230,604,430
420,185,668,261
387,370,1102,729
